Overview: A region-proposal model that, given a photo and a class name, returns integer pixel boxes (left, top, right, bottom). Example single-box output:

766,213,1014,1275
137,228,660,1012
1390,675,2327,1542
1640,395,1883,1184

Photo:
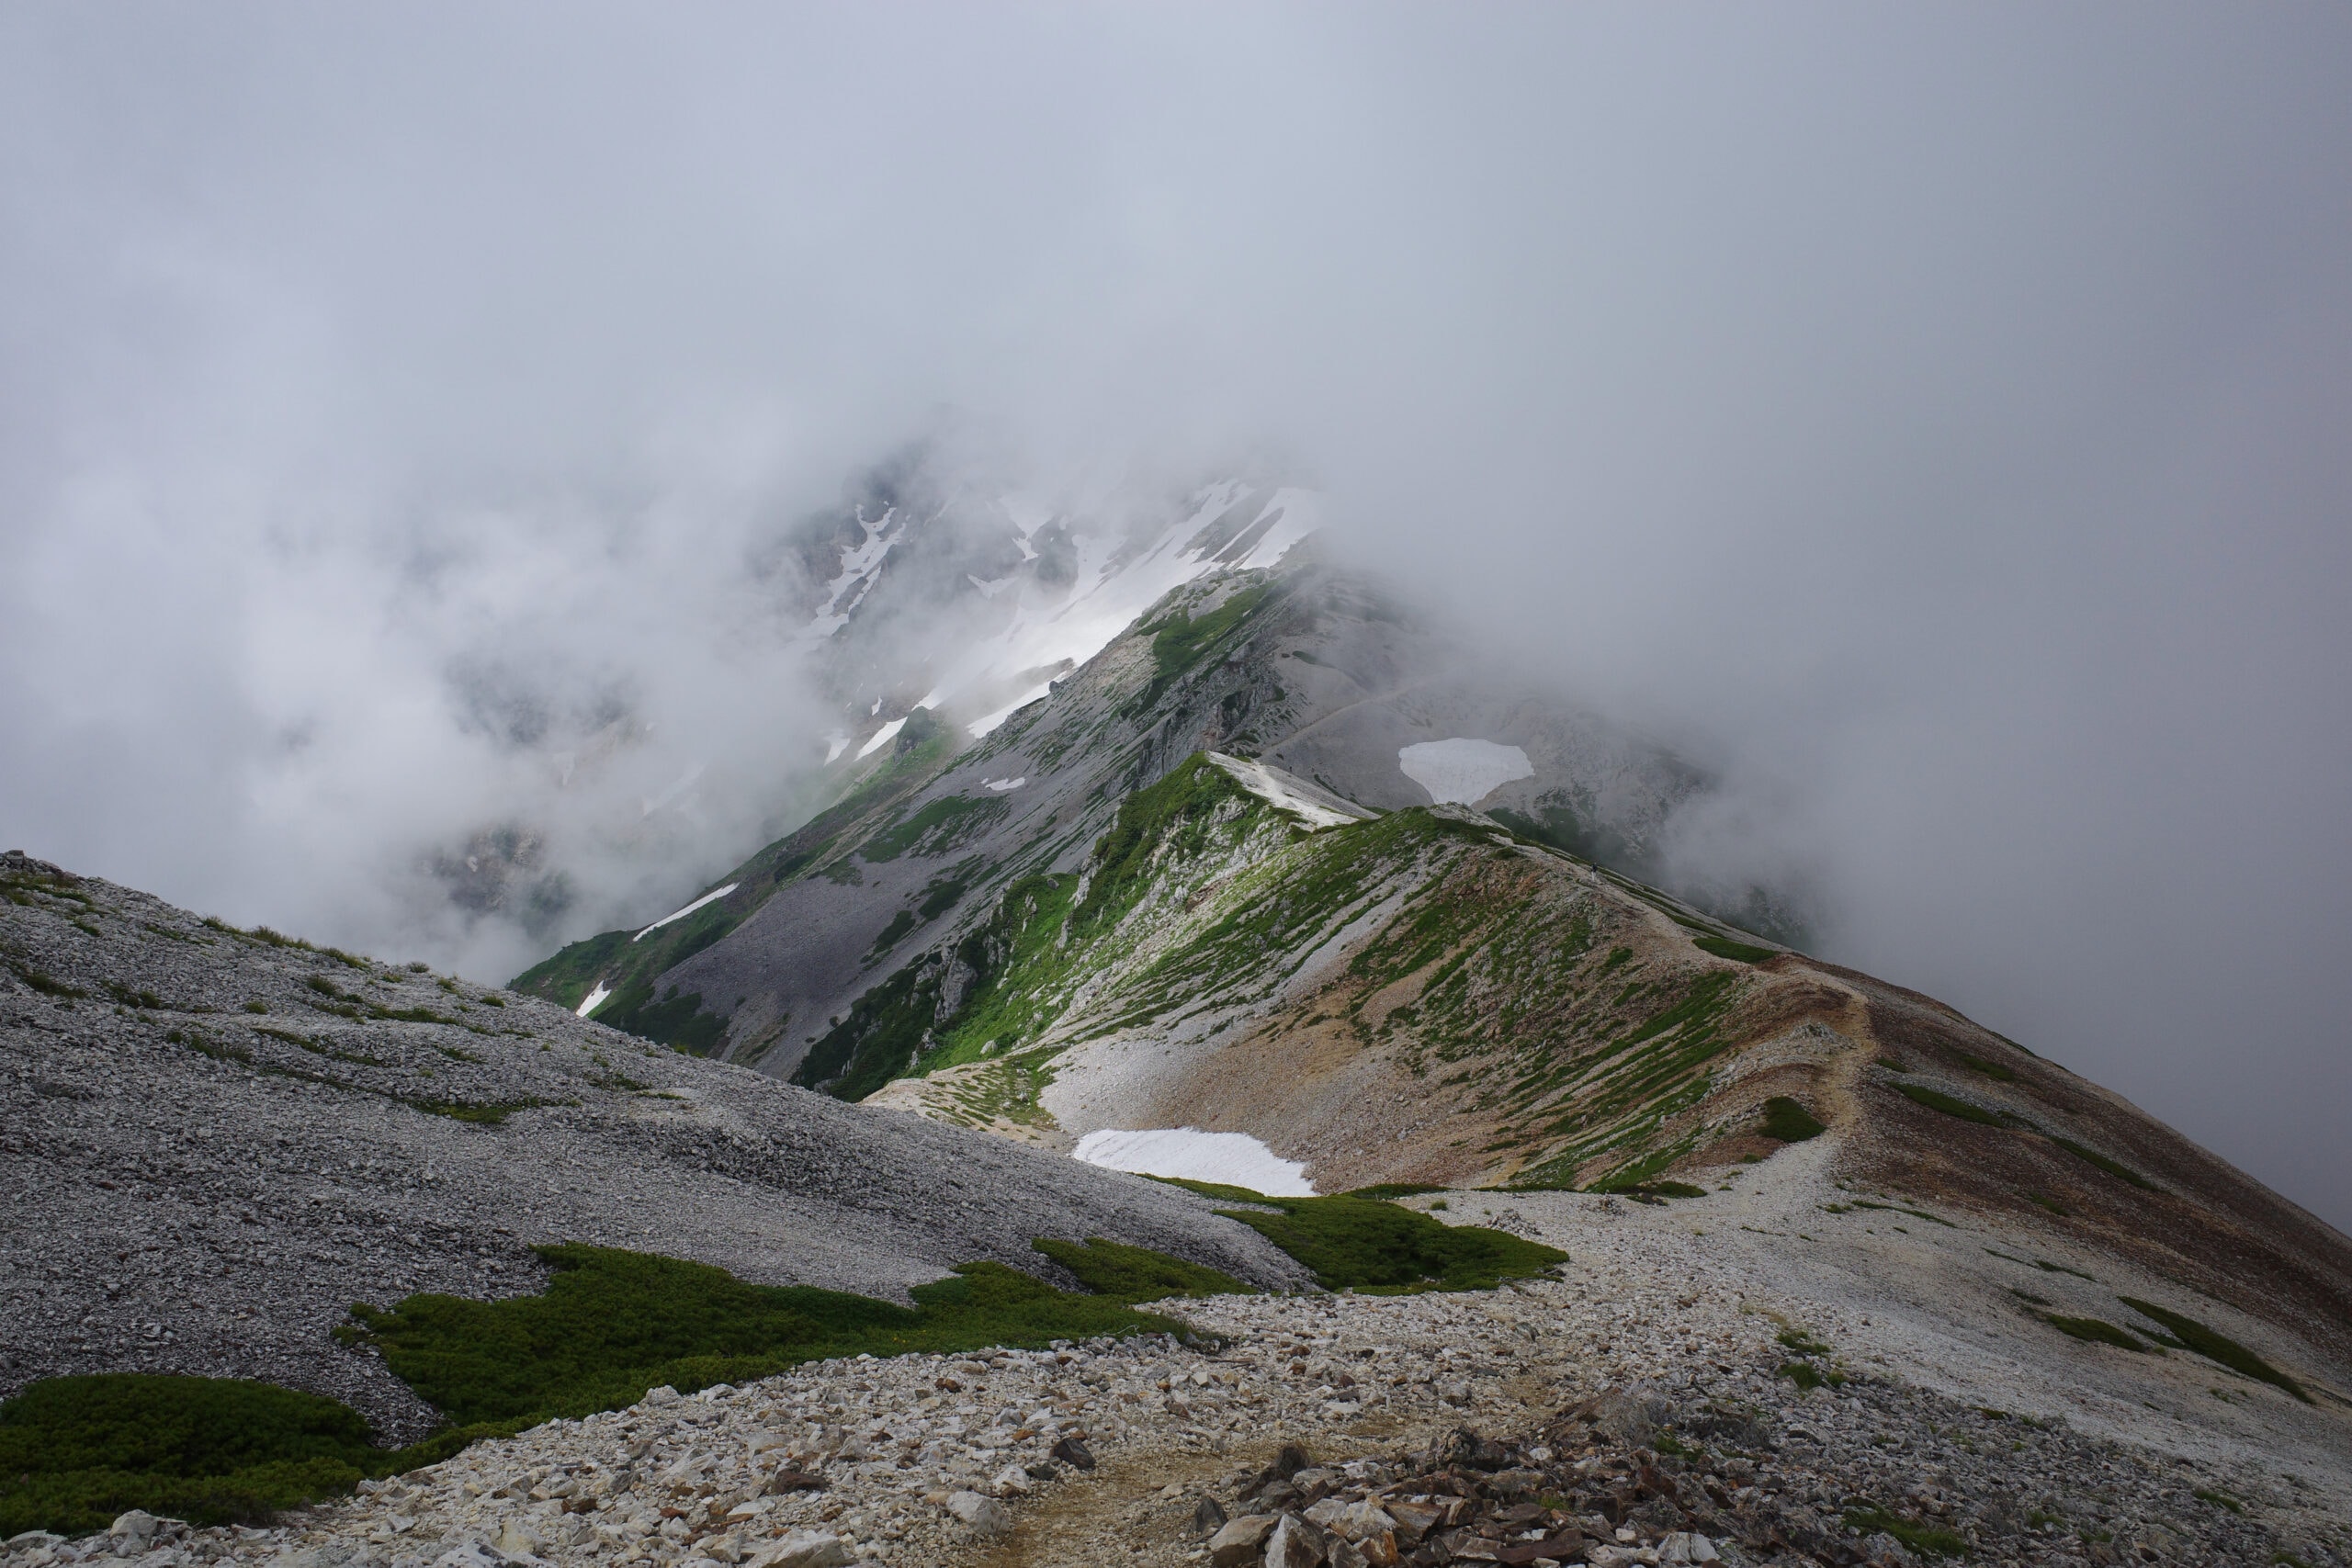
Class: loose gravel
0,853,1307,1438
9,1267,2343,1568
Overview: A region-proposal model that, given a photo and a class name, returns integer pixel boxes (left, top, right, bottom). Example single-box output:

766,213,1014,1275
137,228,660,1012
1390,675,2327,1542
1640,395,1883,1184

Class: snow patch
823,733,849,764
800,506,899,644
1397,739,1533,806
1232,488,1321,569
910,480,1321,738
967,682,1055,739
633,883,740,942
1207,752,1372,830
983,776,1025,793
855,717,906,760
575,982,611,1018
1071,1127,1315,1196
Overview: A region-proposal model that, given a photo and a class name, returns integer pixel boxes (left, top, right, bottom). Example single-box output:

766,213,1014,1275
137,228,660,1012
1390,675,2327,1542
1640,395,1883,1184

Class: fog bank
2,6,2346,1224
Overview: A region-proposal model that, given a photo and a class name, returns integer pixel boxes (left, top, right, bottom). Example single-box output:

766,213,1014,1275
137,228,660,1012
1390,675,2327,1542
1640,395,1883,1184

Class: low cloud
2,5,2346,1224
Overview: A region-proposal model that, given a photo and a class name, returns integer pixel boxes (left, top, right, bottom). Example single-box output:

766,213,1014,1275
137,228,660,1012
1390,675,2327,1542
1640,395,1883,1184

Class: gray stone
944,1491,1008,1533
1263,1512,1328,1568
742,1533,852,1568
107,1514,159,1550
1208,1515,1278,1568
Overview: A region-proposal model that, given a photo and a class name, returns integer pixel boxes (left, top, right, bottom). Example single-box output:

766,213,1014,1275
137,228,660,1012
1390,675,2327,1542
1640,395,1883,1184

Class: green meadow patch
1156,1180,1566,1293
2119,1298,2309,1403
342,1242,1201,1429
0,1374,504,1540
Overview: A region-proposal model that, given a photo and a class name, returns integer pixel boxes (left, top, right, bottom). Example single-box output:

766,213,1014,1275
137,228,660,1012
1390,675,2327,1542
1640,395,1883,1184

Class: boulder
743,1532,853,1568
491,1520,544,1562
1207,1514,1279,1567
1264,1512,1329,1568
1572,1385,1673,1450
944,1491,1010,1533
107,1513,160,1549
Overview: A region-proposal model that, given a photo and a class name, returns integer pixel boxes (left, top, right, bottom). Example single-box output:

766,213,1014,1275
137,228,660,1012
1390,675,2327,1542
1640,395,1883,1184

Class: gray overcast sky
3,6,2347,1228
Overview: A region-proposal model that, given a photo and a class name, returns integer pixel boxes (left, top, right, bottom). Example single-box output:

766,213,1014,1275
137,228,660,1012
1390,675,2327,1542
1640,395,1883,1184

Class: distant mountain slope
0,851,1308,1439
854,751,2352,1387
514,555,1708,1074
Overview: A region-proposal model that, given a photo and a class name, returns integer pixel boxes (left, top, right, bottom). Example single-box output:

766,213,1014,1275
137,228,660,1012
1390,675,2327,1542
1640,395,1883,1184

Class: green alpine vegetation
1157,1180,1566,1293
1760,1096,1826,1143
1896,1082,2015,1128
1032,1236,1253,1302
1127,582,1275,714
801,749,1792,1192
3,1234,1274,1539
2118,1298,2309,1403
2041,1314,2154,1352
343,1242,1208,1429
0,1375,500,1540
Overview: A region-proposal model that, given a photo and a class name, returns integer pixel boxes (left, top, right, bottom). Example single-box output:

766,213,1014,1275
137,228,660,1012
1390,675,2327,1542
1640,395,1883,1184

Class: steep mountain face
503,491,2352,1416
514,552,1707,1077
0,852,1308,1438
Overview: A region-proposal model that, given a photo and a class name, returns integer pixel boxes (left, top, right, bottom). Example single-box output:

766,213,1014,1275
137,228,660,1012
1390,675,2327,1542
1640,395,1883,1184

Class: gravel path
12,1269,2340,1568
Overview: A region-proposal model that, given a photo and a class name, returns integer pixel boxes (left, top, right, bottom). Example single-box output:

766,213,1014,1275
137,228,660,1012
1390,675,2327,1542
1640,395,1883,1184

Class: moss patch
1154,1181,1565,1293
2119,1298,2308,1403
343,1242,1193,1429
1128,583,1275,713
1896,1082,2013,1127
1842,1503,1969,1560
860,795,1008,863
2048,1136,2157,1191
1760,1096,1826,1143
2041,1314,2154,1353
0,1374,506,1540
1030,1237,1251,1303
1691,934,1778,964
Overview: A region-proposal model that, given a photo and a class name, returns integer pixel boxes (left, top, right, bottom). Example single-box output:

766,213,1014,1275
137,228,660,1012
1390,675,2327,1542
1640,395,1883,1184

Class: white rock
743,1531,853,1568
944,1491,1009,1532
107,1514,159,1547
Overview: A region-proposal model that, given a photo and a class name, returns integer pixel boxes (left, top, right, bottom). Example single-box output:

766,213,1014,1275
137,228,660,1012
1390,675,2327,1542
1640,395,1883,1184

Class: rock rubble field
0,853,1305,1437
8,1237,2344,1568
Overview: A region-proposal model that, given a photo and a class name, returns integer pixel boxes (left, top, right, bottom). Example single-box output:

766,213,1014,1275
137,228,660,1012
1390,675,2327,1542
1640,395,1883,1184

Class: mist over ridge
1,4,2346,1229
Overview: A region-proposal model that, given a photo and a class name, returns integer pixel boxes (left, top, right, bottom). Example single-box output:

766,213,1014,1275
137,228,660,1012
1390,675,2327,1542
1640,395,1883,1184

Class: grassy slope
830,752,1804,1191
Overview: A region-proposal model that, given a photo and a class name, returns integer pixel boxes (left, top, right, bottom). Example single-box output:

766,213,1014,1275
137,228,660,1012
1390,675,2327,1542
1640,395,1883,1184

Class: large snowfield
1397,737,1533,805
1070,1126,1316,1196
